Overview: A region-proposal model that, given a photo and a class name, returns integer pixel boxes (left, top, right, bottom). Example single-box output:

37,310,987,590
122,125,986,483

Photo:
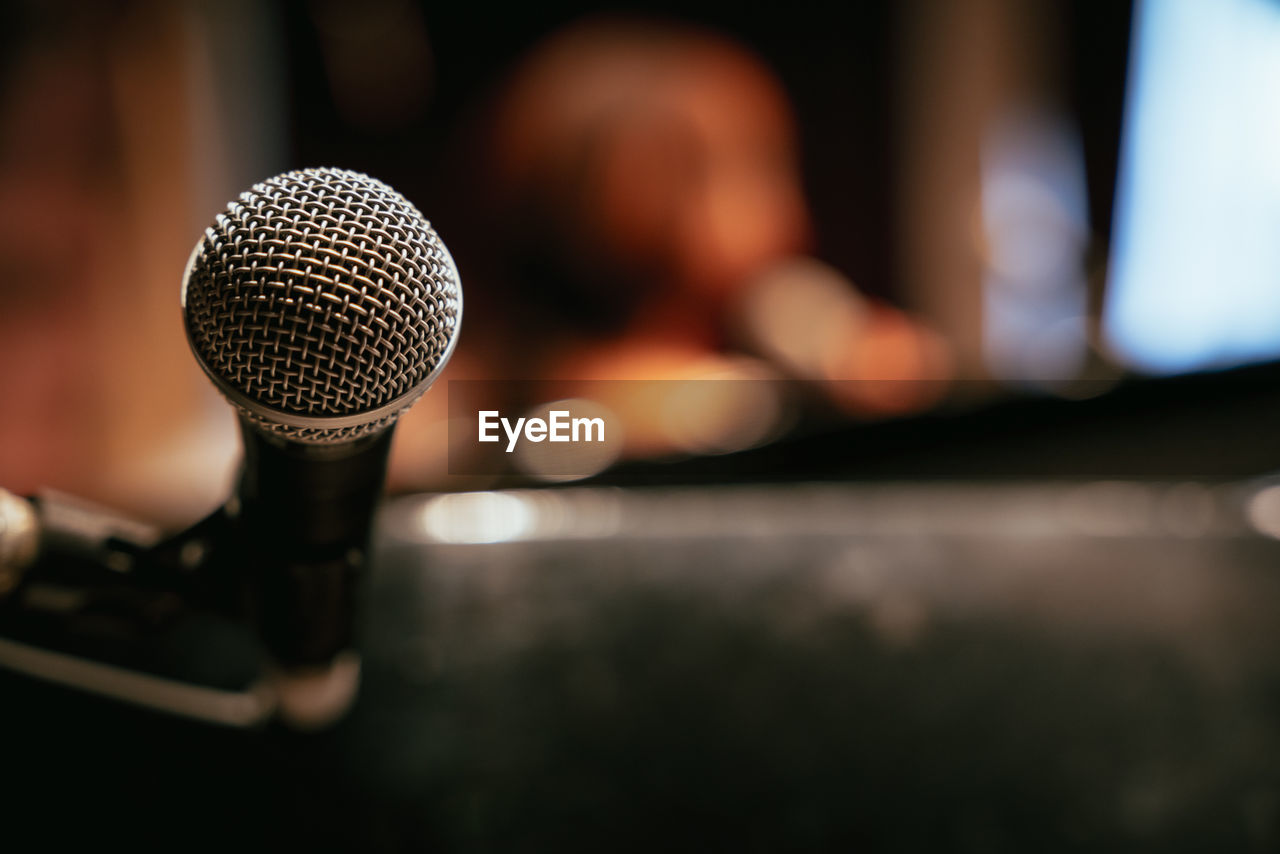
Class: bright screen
1106,0,1280,374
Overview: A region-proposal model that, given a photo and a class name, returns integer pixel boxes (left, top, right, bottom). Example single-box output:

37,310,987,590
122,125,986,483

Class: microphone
180,167,461,690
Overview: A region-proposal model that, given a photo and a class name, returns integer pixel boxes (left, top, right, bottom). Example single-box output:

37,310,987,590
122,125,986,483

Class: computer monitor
1106,0,1280,375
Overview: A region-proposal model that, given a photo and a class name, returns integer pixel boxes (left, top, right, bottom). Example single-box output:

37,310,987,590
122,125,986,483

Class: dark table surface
7,475,1280,852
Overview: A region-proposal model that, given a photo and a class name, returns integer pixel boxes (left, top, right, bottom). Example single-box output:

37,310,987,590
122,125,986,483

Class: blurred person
448,16,950,461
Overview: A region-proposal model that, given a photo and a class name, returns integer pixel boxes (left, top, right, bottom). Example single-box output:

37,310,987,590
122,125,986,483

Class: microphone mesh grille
183,167,460,443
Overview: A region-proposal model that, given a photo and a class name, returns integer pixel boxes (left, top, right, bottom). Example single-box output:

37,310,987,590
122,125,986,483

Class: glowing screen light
1106,0,1280,374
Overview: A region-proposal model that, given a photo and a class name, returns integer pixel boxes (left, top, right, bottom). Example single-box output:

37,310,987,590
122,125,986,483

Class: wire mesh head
182,167,461,444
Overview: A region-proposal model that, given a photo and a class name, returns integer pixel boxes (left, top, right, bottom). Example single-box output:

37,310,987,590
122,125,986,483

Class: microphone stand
0,440,385,729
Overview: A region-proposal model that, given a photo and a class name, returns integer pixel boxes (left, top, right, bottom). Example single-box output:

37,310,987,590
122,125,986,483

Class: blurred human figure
455,16,950,461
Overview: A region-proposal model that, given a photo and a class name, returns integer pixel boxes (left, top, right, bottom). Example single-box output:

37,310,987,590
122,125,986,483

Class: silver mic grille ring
182,167,461,444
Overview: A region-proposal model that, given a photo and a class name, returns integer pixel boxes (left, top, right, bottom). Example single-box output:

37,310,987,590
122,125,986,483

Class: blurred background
2,0,1278,522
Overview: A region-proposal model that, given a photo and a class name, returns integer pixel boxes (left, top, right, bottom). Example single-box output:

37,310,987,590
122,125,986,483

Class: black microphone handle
233,419,395,667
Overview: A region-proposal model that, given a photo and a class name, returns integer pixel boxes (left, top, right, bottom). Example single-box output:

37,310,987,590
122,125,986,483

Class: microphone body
181,166,462,674
234,424,394,665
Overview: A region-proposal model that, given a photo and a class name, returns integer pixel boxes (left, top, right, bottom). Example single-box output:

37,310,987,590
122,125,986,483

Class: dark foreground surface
7,480,1280,852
